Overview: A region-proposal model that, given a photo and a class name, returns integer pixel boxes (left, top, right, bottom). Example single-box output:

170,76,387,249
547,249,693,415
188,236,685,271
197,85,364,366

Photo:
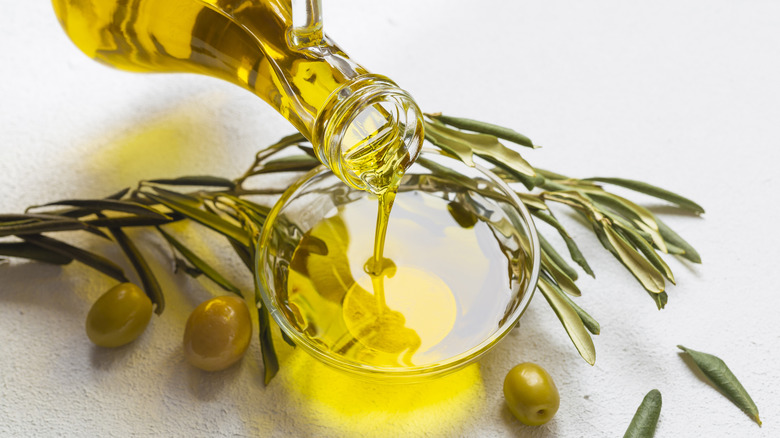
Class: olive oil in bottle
52,0,424,194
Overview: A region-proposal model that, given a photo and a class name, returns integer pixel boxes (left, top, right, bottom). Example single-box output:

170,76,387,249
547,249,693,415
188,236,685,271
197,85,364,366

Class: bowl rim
256,148,541,381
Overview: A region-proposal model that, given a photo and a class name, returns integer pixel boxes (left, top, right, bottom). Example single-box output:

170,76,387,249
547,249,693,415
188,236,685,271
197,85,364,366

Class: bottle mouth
312,75,424,194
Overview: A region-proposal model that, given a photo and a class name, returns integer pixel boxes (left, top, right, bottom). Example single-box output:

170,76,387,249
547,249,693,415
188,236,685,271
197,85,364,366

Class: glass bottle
51,0,424,194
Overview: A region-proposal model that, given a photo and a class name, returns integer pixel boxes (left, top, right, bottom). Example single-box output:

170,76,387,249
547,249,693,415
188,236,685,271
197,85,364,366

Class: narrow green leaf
651,292,668,310
532,210,594,277
255,281,279,385
614,223,675,284
143,192,251,247
146,175,235,188
219,196,271,221
664,242,686,256
297,144,317,158
534,168,569,180
22,234,129,282
424,122,476,166
0,218,88,237
157,227,242,297
85,214,181,228
108,227,165,314
541,250,581,297
516,193,548,211
623,389,662,438
655,217,701,263
543,276,600,335
538,277,596,365
36,199,170,220
539,233,578,280
586,177,704,214
586,191,666,253
0,213,73,224
425,121,539,189
174,257,204,278
280,329,296,348
105,187,131,200
593,219,667,309
146,186,203,207
426,113,536,148
678,345,761,426
601,221,665,294
563,237,594,278
255,132,309,163
250,155,320,176
0,241,73,265
227,238,254,272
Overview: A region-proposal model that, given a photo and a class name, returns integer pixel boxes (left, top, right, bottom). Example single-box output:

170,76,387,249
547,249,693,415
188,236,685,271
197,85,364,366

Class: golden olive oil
286,191,519,368
52,0,365,136
52,0,421,194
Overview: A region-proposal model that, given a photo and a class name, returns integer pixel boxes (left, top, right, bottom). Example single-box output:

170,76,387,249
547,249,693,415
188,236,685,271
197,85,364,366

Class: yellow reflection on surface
279,350,485,437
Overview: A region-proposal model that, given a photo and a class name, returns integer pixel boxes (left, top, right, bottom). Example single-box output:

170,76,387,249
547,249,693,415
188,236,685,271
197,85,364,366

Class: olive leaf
516,193,548,211
143,191,251,247
255,280,279,385
108,226,165,314
541,248,581,297
623,389,662,438
600,220,665,294
255,132,308,162
543,276,600,335
86,214,181,228
105,187,131,200
217,195,271,221
157,227,242,298
0,212,74,223
424,121,539,190
537,277,596,365
425,113,536,148
0,218,92,238
249,155,320,176
22,234,129,282
585,177,704,214
145,186,203,207
227,238,254,272
280,330,296,348
532,210,594,277
539,233,578,282
33,199,171,220
146,175,235,188
678,345,761,426
586,191,666,253
654,216,701,263
534,168,569,180
649,291,668,310
0,241,73,265
613,222,675,284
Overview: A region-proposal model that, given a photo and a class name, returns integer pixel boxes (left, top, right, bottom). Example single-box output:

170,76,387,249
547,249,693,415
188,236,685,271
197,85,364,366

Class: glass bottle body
52,0,423,193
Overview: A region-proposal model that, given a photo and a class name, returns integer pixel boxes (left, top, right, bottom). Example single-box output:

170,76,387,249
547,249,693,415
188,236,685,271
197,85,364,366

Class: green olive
183,296,252,372
86,283,153,348
503,362,560,426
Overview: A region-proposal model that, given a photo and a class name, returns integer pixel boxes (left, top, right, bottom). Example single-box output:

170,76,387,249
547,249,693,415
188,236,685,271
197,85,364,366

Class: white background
1,1,779,436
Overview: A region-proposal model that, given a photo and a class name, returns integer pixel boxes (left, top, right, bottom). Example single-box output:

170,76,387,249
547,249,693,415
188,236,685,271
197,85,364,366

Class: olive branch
0,114,702,382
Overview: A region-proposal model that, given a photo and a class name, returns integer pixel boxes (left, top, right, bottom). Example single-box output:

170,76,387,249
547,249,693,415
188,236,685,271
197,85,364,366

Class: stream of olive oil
286,191,518,368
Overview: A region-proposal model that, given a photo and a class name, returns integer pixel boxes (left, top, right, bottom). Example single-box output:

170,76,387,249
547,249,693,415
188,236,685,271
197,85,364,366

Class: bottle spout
312,75,425,194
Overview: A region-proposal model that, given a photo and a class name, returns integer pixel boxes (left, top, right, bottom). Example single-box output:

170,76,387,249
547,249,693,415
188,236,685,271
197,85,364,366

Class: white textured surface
1,1,779,436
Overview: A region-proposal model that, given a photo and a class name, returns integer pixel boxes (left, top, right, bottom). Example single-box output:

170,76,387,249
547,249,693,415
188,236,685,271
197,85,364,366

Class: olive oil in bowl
258,151,540,380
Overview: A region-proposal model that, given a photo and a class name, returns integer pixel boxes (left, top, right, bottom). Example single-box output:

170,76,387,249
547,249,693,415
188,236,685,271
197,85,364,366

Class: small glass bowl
256,149,540,382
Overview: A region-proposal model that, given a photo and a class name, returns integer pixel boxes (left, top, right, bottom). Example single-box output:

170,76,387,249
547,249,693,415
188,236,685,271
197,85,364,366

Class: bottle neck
311,75,424,194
